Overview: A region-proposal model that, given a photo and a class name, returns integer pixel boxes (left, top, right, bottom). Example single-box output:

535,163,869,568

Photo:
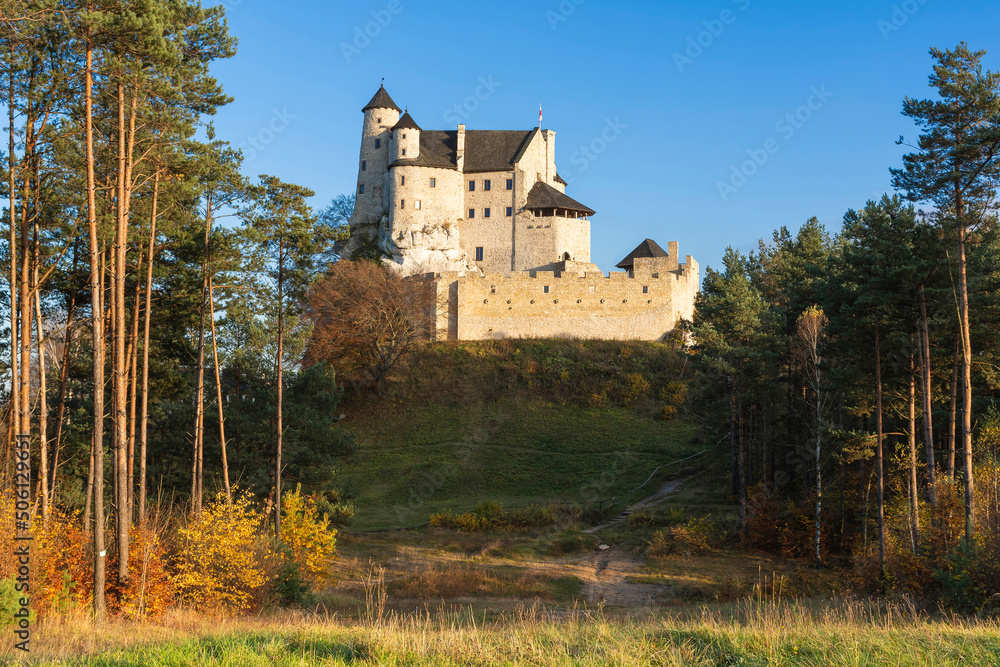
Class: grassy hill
331,339,727,531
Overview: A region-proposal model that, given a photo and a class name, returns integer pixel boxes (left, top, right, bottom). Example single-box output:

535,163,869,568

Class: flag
539,105,543,127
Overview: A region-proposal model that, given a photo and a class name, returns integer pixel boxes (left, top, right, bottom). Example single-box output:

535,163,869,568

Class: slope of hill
332,339,725,531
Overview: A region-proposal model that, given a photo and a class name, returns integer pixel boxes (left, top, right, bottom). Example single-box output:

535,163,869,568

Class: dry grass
389,565,552,600
5,599,999,665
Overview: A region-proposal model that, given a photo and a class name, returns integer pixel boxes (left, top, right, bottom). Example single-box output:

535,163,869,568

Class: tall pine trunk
35,273,48,521
275,239,285,539
949,332,959,479
919,289,936,506
192,194,213,514
956,192,975,548
113,82,130,583
84,28,107,619
138,172,159,522
50,288,75,507
126,248,142,523
875,325,886,577
7,49,19,438
908,342,920,554
208,276,231,504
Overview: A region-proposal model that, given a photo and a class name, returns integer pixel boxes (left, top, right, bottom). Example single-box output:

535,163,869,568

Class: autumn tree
304,259,435,393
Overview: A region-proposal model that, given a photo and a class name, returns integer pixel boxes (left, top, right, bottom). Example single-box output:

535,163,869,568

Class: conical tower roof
392,110,422,131
362,84,402,113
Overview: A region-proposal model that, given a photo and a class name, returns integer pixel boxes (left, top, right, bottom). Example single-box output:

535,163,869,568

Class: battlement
424,245,699,341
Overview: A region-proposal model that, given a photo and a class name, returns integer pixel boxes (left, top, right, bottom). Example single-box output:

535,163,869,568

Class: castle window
484,208,491,218
563,252,571,261
490,285,496,294
375,139,381,148
643,286,649,294
469,180,475,192
430,177,436,187
476,247,484,262
506,179,513,190
400,199,405,209
543,286,550,294
402,133,406,139
377,118,382,123
362,160,366,171
402,148,406,156
400,175,405,185
415,200,421,210
484,179,491,191
468,208,475,218
506,207,513,217
359,184,365,194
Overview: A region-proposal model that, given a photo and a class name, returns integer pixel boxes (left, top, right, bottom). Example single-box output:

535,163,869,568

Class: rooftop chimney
456,124,466,172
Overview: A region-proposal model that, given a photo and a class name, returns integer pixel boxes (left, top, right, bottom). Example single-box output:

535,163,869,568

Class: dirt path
585,476,688,533
577,547,661,606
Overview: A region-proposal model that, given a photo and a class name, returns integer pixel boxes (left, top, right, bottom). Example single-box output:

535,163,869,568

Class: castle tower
391,110,421,161
350,84,401,228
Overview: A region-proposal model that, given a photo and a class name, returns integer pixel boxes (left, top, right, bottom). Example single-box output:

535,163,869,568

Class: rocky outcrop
344,214,481,277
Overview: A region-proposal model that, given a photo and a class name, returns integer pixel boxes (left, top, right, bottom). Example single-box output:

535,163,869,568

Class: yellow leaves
280,485,337,585
172,490,269,612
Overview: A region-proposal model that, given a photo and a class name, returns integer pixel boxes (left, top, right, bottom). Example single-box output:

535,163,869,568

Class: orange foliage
108,522,175,619
0,493,90,618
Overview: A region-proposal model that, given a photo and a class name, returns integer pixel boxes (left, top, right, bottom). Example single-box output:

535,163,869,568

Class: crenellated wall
426,254,699,341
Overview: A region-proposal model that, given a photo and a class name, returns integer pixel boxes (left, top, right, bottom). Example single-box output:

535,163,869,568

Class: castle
342,84,699,341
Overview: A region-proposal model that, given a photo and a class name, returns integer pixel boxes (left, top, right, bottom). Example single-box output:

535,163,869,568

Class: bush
646,516,718,558
109,521,175,620
430,502,573,532
0,495,89,618
171,490,271,612
280,485,338,586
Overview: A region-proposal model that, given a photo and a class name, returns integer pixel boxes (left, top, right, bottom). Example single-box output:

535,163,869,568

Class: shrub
281,485,338,586
31,506,90,617
171,490,270,612
272,544,315,608
646,516,717,558
430,502,569,532
109,521,174,620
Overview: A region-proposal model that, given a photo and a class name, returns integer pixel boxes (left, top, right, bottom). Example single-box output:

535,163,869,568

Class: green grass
337,397,702,530
325,339,707,531
24,604,1000,666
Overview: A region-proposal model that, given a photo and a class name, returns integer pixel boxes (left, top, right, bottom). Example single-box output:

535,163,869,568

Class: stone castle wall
427,254,699,341
462,170,516,272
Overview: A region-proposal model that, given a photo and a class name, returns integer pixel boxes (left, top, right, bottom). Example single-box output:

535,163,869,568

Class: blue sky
209,0,1000,275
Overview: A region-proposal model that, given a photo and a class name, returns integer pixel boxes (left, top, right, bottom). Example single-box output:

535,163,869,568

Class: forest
2,0,1000,638
692,43,1000,608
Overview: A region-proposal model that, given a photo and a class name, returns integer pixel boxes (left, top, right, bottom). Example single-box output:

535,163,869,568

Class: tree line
0,1,381,618
692,44,1000,605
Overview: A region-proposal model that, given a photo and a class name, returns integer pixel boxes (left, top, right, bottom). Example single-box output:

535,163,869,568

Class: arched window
563,252,571,261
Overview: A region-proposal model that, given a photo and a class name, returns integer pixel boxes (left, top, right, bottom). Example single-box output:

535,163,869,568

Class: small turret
391,110,421,161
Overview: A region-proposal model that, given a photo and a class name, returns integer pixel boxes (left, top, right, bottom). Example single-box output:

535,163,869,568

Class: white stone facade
343,85,699,341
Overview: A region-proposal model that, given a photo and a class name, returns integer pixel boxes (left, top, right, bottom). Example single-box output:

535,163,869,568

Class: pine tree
891,43,1000,548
